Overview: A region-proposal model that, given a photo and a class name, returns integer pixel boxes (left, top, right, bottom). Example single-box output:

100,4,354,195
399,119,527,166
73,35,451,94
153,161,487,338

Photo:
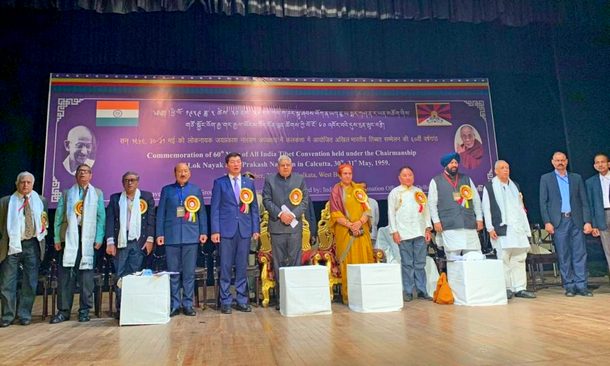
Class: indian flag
96,101,139,126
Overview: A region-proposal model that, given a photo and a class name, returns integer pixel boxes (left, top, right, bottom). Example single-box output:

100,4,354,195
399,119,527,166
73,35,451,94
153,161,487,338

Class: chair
107,272,119,317
35,258,57,320
257,210,316,307
312,202,385,302
526,224,560,291
194,249,218,310
213,253,260,308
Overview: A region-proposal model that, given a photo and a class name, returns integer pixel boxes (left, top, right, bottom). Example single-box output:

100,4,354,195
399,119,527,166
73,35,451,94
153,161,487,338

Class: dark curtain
0,0,603,26
0,3,609,225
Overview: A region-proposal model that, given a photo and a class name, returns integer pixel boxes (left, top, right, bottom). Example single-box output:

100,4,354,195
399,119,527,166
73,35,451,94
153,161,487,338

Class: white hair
15,171,35,186
494,160,509,170
277,155,292,164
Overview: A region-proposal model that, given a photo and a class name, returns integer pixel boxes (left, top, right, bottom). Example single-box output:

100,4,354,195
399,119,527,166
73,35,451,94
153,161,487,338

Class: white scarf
7,191,46,255
64,184,97,270
118,189,141,248
491,177,531,237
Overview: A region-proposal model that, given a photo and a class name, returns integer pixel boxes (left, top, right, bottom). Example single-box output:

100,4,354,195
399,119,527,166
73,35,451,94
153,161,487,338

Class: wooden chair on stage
311,202,385,302
257,210,315,307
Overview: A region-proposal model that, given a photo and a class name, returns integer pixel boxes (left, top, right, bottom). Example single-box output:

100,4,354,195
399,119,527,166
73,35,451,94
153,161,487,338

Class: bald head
64,125,94,172
460,125,476,149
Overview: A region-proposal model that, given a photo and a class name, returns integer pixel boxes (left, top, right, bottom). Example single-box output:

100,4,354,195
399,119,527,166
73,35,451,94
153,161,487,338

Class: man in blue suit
539,151,593,297
585,153,610,274
105,171,156,319
211,152,260,314
156,162,208,316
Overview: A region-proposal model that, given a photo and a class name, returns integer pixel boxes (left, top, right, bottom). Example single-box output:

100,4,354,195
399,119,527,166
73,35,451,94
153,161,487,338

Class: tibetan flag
416,103,452,126
96,101,139,127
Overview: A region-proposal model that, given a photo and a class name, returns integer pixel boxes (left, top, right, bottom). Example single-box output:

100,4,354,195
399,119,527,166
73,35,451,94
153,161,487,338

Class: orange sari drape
330,182,374,303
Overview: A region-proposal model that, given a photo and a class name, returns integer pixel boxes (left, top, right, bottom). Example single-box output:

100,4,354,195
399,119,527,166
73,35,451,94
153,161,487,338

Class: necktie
23,196,35,239
233,177,240,204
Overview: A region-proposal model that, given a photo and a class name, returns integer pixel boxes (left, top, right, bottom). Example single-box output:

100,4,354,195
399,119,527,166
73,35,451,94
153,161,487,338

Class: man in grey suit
585,153,610,273
0,172,48,327
539,151,593,297
263,155,309,307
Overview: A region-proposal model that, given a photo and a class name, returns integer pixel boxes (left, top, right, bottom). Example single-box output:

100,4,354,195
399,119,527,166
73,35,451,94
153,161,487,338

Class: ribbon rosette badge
289,188,303,205
41,211,48,233
353,187,370,210
74,200,84,216
240,188,254,214
139,199,148,214
414,191,427,213
184,195,200,222
459,185,474,208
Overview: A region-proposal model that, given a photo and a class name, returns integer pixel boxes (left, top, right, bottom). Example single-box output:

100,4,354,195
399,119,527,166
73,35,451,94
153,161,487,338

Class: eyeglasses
77,169,91,174
123,178,138,183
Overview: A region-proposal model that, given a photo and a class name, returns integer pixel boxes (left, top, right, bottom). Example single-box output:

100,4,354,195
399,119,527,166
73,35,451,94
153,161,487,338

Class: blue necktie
233,177,240,204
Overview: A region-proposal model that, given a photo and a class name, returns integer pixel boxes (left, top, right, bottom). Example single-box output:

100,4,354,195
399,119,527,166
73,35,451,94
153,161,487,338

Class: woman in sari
329,163,374,303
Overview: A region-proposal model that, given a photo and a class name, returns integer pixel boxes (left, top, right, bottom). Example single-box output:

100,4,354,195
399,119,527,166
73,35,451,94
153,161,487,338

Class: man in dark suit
585,153,610,273
539,151,593,297
211,152,260,314
105,171,156,319
156,162,208,316
262,155,309,308
0,172,48,327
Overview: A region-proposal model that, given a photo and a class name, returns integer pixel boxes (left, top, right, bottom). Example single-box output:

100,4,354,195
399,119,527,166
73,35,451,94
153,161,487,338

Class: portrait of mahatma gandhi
454,124,484,170
62,125,96,175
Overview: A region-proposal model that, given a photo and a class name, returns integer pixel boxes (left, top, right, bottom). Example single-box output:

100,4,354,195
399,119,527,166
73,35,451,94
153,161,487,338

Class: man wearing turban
428,152,483,258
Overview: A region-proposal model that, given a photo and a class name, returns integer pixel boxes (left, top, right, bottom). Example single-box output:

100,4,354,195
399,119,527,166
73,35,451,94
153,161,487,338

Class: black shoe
78,314,90,322
170,308,181,317
220,305,232,314
0,320,11,328
565,290,576,297
403,293,413,302
417,291,433,301
234,303,252,312
576,289,593,297
514,290,537,299
114,311,120,320
19,319,31,326
275,304,280,311
183,307,196,316
50,313,69,324
506,289,514,299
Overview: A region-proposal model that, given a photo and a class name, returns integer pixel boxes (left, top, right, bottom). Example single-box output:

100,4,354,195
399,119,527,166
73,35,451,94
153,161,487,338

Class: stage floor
1,277,609,366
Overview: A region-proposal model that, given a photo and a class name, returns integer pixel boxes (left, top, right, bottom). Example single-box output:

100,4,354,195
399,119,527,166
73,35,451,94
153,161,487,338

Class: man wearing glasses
105,172,156,319
50,164,105,323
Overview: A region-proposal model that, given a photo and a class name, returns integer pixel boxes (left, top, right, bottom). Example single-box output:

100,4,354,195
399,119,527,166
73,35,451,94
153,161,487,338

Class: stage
1,278,609,366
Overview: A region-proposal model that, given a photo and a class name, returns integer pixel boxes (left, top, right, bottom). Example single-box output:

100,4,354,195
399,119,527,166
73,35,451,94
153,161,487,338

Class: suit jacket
156,182,208,245
585,174,608,231
539,171,591,228
0,194,47,263
105,190,156,248
262,173,309,234
211,175,260,239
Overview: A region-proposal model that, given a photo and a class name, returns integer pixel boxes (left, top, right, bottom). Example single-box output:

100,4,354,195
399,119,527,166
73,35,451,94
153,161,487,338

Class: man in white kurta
388,166,432,301
428,153,483,259
482,160,536,299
